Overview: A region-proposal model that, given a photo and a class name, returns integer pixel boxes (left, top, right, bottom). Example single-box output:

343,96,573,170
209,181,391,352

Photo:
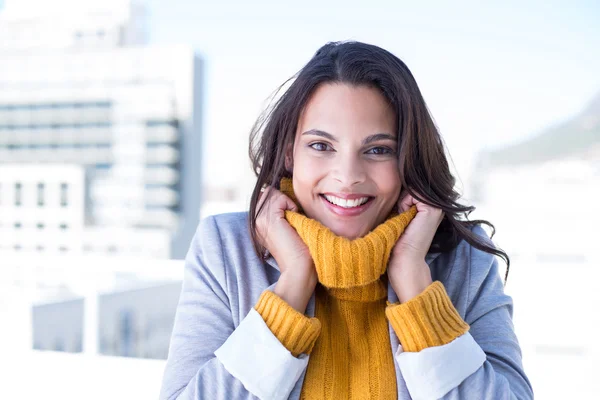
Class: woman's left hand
388,190,445,303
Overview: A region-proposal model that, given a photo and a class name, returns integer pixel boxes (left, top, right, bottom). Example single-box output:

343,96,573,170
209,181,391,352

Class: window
60,183,68,207
14,222,22,229
36,223,45,229
59,223,68,230
15,182,22,206
37,183,45,206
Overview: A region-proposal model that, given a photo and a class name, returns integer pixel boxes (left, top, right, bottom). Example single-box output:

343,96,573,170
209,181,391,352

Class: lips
319,194,374,217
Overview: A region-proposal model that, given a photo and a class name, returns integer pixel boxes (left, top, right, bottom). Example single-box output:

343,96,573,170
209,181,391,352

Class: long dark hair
248,40,510,283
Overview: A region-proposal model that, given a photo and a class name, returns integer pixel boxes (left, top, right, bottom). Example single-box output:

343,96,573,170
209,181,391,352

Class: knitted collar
278,177,417,301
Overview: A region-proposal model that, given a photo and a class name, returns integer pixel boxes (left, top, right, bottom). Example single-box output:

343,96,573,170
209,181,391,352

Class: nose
332,153,366,187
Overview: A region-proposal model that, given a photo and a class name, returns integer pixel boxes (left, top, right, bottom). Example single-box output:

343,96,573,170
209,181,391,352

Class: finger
398,192,415,213
269,191,297,214
281,194,298,213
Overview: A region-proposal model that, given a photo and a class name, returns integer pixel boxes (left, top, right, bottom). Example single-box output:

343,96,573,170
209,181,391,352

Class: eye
309,142,332,152
366,146,393,155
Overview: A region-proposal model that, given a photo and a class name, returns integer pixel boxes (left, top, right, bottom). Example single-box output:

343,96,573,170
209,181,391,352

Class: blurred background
0,0,598,398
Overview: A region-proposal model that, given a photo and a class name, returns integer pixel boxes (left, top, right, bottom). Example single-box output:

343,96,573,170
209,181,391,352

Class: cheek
293,150,328,182
370,164,401,198
292,152,323,198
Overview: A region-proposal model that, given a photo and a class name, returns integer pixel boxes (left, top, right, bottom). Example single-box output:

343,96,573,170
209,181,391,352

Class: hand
256,186,318,312
388,190,444,303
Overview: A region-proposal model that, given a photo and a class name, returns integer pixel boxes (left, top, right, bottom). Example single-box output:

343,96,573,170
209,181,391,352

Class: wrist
274,272,316,313
388,259,432,303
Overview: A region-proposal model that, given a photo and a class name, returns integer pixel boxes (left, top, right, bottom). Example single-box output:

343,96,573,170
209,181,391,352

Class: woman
160,41,533,400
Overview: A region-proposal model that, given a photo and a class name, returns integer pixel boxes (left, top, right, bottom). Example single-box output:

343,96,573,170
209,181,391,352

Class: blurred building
0,164,170,257
471,92,600,399
32,281,181,359
0,0,203,258
1,252,182,358
0,164,86,253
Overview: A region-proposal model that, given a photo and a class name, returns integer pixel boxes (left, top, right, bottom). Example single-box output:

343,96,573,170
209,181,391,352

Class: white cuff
214,308,308,400
395,332,486,400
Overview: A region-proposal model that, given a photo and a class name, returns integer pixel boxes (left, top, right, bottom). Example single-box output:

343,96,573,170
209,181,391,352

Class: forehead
297,83,396,135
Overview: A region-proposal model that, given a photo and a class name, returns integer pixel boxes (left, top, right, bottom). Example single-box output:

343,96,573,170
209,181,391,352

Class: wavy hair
248,40,510,283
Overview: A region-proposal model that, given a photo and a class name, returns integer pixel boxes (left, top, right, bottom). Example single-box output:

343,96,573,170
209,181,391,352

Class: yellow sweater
254,178,469,399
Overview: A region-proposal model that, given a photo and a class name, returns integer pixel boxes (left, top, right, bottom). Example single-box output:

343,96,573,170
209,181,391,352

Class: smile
323,194,370,208
319,194,374,217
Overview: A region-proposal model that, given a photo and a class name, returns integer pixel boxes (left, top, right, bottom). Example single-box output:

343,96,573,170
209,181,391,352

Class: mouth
319,193,375,217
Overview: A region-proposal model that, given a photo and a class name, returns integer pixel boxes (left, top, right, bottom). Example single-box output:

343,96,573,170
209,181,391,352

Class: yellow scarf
254,178,470,398
279,177,416,399
279,177,417,291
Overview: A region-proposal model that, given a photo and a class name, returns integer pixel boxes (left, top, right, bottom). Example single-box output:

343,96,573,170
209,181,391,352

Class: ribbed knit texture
282,177,413,399
385,281,469,352
253,177,469,399
280,176,417,292
254,290,322,357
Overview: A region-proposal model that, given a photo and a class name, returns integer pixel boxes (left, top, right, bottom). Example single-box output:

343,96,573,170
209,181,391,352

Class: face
289,83,401,239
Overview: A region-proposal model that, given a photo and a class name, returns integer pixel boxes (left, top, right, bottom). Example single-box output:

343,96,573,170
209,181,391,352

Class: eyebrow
301,129,397,145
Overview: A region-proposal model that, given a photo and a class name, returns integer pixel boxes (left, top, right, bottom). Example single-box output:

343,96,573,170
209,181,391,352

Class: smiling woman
160,41,534,400
248,43,510,272
290,83,400,239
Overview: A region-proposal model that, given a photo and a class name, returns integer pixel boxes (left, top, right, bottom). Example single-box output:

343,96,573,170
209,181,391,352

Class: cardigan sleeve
384,226,534,400
159,216,310,400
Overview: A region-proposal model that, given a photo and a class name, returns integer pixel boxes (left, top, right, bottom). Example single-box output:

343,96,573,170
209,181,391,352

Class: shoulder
437,223,495,275
436,224,502,309
464,224,500,290
458,225,513,323
185,211,257,281
445,223,497,276
186,211,251,263
190,211,260,267
194,211,251,245
210,211,250,228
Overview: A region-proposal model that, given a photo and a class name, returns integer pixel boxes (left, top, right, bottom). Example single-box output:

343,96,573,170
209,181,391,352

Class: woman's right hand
256,185,317,312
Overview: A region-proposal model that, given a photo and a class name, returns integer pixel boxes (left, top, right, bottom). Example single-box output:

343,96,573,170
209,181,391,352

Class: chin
322,218,374,240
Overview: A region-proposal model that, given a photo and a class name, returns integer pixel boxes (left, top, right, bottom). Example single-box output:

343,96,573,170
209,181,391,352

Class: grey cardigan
159,212,533,399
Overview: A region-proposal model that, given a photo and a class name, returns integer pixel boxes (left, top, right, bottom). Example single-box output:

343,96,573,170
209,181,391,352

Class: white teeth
324,194,369,208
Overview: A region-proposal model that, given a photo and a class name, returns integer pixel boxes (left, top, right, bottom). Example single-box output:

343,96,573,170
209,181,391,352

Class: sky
4,0,599,192
145,0,600,192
